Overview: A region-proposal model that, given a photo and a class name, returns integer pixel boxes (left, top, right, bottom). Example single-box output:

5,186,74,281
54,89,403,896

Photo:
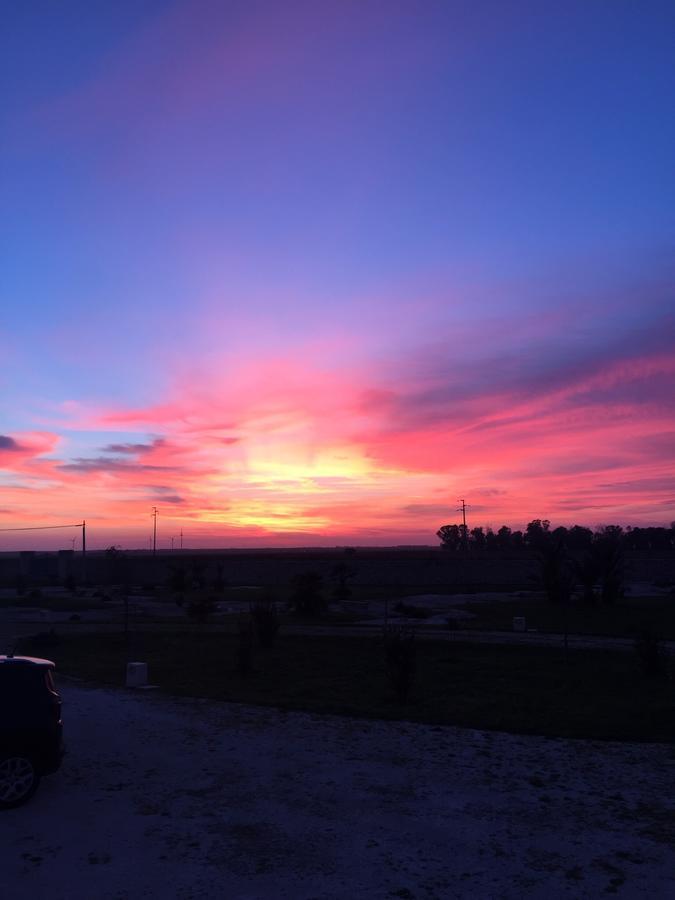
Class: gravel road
3,682,675,898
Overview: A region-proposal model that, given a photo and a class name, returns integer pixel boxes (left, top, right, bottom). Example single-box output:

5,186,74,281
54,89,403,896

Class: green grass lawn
19,629,675,743
458,594,675,639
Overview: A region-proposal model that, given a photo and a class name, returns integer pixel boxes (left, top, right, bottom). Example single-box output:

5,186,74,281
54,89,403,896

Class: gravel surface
2,681,675,899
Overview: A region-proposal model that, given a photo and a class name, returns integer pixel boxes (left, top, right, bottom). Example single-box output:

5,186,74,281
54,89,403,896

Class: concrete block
126,661,148,687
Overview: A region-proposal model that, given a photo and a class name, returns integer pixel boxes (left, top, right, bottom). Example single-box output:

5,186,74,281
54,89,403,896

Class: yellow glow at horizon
187,502,330,532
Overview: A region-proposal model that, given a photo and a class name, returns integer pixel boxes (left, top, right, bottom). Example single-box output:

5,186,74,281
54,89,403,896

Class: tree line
436,519,675,553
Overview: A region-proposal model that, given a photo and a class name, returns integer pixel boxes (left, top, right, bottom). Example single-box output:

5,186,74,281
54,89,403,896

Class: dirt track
2,682,675,898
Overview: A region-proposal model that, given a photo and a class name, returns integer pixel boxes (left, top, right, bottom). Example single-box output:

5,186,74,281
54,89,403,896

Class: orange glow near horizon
3,3,675,549
1,343,674,550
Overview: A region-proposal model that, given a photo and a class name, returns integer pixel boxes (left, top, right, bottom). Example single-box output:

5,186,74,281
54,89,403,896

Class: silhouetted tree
470,526,486,549
525,519,551,550
331,560,356,603
496,525,512,550
537,538,575,605
485,527,498,551
567,525,593,553
511,530,524,549
573,554,599,606
437,524,462,551
105,545,125,584
592,527,625,605
551,525,569,546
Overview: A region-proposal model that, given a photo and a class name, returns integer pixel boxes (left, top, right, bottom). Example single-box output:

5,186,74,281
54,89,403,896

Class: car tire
0,755,41,809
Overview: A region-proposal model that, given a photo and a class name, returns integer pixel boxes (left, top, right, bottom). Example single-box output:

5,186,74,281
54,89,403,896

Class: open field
18,630,675,743
455,593,675,640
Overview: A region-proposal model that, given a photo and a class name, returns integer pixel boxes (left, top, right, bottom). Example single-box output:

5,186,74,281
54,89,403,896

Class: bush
394,601,432,619
211,562,227,592
19,629,61,651
290,572,325,617
251,600,279,649
537,539,574,605
186,593,218,623
634,631,670,680
236,616,254,676
383,625,416,703
331,561,355,604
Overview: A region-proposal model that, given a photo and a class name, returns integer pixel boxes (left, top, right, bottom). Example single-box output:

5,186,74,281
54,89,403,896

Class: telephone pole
457,499,467,530
82,520,87,581
151,507,158,556
457,499,468,549
180,528,183,550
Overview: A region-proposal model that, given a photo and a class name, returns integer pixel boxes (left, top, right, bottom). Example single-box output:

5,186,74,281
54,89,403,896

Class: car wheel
0,755,41,809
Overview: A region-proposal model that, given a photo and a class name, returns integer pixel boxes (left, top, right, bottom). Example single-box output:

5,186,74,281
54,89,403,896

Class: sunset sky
2,1,674,549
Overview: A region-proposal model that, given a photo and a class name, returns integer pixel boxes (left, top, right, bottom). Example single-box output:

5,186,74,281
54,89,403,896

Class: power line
0,522,84,531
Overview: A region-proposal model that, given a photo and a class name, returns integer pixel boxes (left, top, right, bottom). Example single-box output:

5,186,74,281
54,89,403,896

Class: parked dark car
0,655,63,808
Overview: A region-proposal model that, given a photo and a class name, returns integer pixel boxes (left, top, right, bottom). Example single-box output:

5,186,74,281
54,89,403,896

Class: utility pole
457,499,467,529
152,507,158,556
171,537,174,551
457,500,468,549
180,528,183,550
82,520,87,581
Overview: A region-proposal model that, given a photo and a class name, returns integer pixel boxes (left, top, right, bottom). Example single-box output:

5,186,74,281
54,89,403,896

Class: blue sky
1,1,674,547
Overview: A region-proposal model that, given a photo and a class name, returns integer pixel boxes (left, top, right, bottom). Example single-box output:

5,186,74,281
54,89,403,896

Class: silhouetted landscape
3,1,675,897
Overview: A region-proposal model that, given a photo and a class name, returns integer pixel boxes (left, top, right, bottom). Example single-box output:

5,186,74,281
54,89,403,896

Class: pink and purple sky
1,1,674,549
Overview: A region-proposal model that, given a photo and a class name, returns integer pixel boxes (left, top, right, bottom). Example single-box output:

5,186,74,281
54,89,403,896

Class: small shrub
186,593,218,623
330,561,356,604
190,563,206,590
383,625,416,703
28,588,43,601
211,562,227,593
236,616,254,675
290,572,325,617
634,631,669,680
251,600,279,649
21,629,61,650
393,601,432,619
